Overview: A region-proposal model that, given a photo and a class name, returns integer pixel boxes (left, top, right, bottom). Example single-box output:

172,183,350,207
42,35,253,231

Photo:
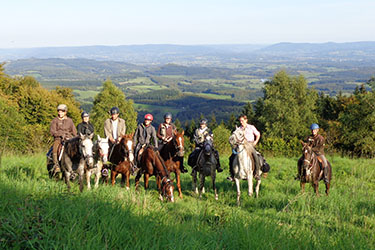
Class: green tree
209,113,218,130
212,124,231,156
90,80,137,136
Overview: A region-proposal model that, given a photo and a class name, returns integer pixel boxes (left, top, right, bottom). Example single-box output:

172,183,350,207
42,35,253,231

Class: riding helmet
310,123,319,130
164,112,172,119
200,118,208,125
110,107,120,115
81,111,89,118
144,113,154,121
57,104,68,112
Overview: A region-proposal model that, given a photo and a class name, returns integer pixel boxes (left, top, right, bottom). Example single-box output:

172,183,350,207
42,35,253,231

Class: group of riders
49,104,330,184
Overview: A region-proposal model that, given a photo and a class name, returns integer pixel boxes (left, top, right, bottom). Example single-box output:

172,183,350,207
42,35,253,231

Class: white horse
229,127,262,205
86,135,109,189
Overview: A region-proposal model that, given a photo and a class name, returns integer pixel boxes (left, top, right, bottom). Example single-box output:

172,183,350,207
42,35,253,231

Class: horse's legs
255,179,261,198
325,182,330,196
86,169,92,190
212,173,218,200
78,163,85,192
121,173,125,188
144,173,149,190
235,178,241,206
300,182,305,193
126,170,130,190
111,170,117,186
192,169,198,194
94,165,101,189
135,171,142,191
313,182,320,196
248,170,253,197
156,175,163,201
64,170,71,192
199,173,205,198
176,170,183,199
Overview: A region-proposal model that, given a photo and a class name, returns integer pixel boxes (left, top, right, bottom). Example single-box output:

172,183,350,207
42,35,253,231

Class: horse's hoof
126,186,130,190
215,195,218,201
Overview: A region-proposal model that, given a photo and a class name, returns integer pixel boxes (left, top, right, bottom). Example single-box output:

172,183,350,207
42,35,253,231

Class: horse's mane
229,128,244,147
243,140,255,157
65,137,81,158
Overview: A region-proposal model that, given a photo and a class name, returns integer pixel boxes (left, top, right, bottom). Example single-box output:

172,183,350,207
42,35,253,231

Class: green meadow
1,154,374,249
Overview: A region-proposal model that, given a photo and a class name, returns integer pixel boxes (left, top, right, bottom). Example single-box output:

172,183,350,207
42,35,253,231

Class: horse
159,130,185,199
135,146,174,202
299,141,332,196
229,127,262,205
61,133,94,192
86,135,109,189
109,134,135,189
192,135,218,200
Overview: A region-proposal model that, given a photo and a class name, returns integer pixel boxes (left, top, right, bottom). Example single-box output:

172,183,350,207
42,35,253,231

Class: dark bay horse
135,146,174,202
61,133,94,192
299,141,332,196
159,130,185,199
109,134,135,189
192,136,218,200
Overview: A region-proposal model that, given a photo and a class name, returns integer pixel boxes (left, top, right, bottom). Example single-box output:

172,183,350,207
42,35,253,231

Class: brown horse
159,130,185,199
135,146,174,202
108,134,135,189
299,141,332,196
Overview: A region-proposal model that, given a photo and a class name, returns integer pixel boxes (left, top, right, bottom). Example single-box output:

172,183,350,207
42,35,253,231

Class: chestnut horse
299,141,332,196
159,130,185,199
135,146,174,202
109,134,135,189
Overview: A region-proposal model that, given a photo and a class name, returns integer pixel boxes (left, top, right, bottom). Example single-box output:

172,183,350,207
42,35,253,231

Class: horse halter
80,137,94,167
172,136,185,157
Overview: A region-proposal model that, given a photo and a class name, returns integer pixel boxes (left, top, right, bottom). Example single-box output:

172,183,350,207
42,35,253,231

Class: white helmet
57,104,68,111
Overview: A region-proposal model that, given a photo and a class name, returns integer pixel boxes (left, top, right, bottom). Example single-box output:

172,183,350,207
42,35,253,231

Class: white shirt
241,124,260,143
112,119,119,140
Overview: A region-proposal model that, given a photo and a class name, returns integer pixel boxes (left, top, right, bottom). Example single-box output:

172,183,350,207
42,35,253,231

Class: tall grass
0,154,374,249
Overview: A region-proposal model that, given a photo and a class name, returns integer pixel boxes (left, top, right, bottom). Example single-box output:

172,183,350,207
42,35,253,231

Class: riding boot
323,166,329,184
52,153,60,172
252,151,261,180
226,154,235,182
180,159,188,173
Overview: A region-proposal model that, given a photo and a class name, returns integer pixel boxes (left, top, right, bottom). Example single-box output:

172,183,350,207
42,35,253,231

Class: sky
1,0,374,48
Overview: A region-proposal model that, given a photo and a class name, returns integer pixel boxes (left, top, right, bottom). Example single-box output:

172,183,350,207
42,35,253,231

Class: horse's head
301,140,314,174
80,133,94,168
97,135,109,163
203,135,214,156
229,127,245,148
120,133,134,163
161,177,175,203
173,130,185,157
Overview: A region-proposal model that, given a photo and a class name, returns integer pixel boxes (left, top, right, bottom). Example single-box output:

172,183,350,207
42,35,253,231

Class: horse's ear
300,140,305,146
97,135,101,141
79,132,84,139
89,133,94,140
181,130,184,135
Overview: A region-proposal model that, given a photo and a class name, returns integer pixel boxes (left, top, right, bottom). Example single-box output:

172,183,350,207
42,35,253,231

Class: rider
157,112,188,173
227,114,261,182
104,107,126,147
188,118,223,174
77,111,94,135
297,123,329,183
133,114,158,168
50,104,77,172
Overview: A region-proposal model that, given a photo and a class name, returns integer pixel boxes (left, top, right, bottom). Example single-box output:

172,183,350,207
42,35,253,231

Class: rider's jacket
134,123,158,148
104,118,126,141
194,127,212,147
50,117,77,140
306,134,325,155
77,121,94,135
157,122,176,143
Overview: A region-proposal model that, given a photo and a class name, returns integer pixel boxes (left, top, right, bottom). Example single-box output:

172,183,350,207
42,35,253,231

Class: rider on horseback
134,114,158,170
188,118,223,174
104,107,126,147
157,112,188,173
77,111,94,135
227,115,261,181
50,104,77,173
297,123,329,184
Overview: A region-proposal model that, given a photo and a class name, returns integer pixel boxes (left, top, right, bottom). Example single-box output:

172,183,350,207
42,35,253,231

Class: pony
299,141,332,196
229,127,262,205
109,134,135,189
86,135,109,189
135,146,174,202
61,133,94,192
192,135,218,200
159,130,185,199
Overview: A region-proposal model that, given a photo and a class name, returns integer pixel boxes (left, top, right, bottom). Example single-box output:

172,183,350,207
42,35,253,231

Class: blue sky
1,0,374,48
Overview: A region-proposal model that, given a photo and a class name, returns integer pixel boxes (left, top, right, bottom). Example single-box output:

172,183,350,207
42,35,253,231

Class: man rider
227,115,261,182
133,113,158,168
157,112,188,173
188,118,223,174
104,107,126,147
77,111,94,135
297,123,329,183
50,104,77,172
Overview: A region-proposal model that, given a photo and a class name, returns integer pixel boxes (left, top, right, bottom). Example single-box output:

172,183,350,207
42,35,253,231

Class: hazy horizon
1,0,375,49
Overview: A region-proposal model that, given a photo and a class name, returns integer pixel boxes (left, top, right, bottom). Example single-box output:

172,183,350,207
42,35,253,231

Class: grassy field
1,154,374,249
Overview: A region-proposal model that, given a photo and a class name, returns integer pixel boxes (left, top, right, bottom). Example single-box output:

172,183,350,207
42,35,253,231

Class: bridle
172,135,184,157
161,176,174,201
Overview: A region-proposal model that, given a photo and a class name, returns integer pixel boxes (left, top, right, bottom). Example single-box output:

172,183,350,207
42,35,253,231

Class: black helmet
164,112,172,119
200,118,208,125
110,107,120,115
81,111,89,118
